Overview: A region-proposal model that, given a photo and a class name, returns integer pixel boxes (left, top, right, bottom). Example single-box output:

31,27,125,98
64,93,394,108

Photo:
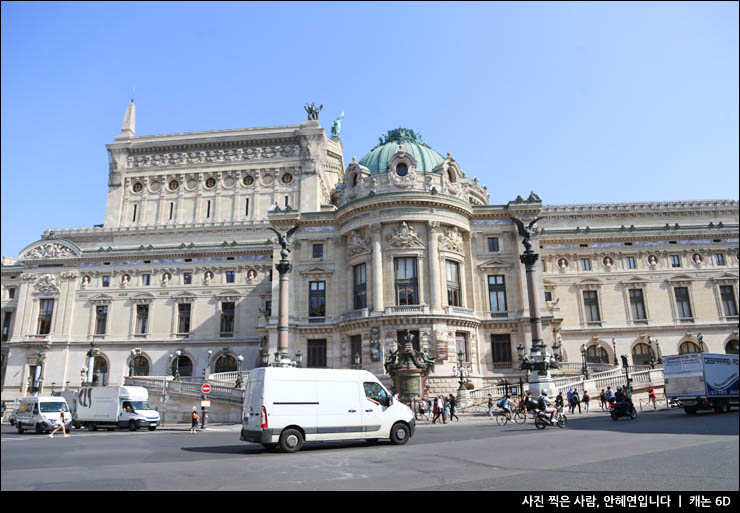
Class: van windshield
130,401,155,411
40,402,66,413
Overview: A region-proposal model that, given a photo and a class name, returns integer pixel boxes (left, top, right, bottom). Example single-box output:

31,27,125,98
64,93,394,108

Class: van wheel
390,423,410,445
128,421,138,431
90,423,98,431
279,428,304,453
35,423,44,434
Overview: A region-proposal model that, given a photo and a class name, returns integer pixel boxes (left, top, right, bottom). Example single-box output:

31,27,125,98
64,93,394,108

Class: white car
15,397,72,434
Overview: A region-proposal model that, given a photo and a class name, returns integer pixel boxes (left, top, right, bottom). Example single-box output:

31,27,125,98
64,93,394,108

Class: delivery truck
241,367,415,452
74,386,160,431
663,353,739,415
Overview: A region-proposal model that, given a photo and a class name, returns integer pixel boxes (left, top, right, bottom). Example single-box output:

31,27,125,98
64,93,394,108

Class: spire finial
115,99,136,141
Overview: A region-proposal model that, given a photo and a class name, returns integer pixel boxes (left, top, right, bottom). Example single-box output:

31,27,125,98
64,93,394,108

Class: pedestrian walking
432,397,441,424
555,392,564,411
48,407,69,438
567,388,574,414
443,398,450,424
190,407,199,434
600,389,607,411
448,394,459,422
583,390,590,413
487,394,495,420
439,396,448,424
418,397,428,420
572,390,582,414
648,387,657,410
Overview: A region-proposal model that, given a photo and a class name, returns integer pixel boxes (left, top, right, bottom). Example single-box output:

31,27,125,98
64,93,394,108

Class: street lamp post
235,355,244,389
453,350,471,392
31,351,46,397
612,338,618,366
697,332,705,353
580,344,589,379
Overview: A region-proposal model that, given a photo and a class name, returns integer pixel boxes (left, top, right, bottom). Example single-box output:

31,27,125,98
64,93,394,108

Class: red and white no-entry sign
201,383,211,394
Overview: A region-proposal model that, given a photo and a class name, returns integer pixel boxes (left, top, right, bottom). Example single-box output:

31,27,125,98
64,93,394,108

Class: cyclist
499,394,513,422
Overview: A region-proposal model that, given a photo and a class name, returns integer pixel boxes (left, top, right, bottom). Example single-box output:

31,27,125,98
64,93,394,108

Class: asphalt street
1,408,737,491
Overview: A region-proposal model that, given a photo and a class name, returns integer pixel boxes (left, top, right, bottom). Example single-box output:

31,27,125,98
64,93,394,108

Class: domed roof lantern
358,128,445,175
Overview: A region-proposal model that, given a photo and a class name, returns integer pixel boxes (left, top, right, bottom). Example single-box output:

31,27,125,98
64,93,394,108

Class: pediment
622,275,650,284
19,239,81,260
89,293,114,303
667,274,694,282
576,278,603,286
478,258,513,269
215,289,241,297
298,266,335,276
172,291,198,301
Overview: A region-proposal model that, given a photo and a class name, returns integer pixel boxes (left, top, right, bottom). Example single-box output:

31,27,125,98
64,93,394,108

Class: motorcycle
610,400,637,420
534,408,567,429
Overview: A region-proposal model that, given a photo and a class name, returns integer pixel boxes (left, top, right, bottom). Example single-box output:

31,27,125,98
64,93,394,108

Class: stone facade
1,103,738,400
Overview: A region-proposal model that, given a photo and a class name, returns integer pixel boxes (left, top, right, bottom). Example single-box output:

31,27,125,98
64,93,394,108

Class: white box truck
15,396,73,434
74,386,160,431
240,367,415,452
663,353,739,415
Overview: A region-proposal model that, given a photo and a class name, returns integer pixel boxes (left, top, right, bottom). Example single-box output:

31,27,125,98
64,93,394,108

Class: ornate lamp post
453,350,471,392
697,332,705,353
353,352,361,369
580,344,589,379
170,350,182,381
235,355,245,389
612,338,618,366
385,329,435,403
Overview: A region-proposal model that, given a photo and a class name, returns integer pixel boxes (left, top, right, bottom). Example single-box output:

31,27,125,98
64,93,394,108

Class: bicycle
494,409,513,425
511,407,527,425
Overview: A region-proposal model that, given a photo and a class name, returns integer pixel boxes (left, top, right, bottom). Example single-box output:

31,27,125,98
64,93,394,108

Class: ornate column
427,221,442,313
371,223,384,313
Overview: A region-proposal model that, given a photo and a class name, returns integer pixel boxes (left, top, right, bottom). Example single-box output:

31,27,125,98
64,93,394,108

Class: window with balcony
581,258,592,271
488,275,507,316
178,303,191,335
353,264,367,310
583,290,601,324
674,287,693,320
183,272,192,285
142,274,151,286
37,299,54,335
94,305,108,335
135,304,149,334
629,289,647,322
446,260,461,307
102,275,110,287
225,271,235,284
309,281,326,317
394,257,418,306
670,255,681,268
720,285,738,318
626,256,636,270
715,254,726,266
220,302,235,336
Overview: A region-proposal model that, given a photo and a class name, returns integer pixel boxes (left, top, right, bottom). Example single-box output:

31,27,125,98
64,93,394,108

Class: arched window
130,356,150,376
171,355,193,377
586,345,609,364
352,173,359,187
632,343,652,366
93,356,108,386
447,169,456,183
214,354,237,373
726,339,739,355
679,341,700,354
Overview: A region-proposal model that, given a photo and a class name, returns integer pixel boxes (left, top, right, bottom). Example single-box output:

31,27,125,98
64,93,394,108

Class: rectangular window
716,254,726,266
135,304,149,334
8,287,16,299
456,332,468,362
307,339,327,368
583,291,601,323
350,335,362,365
220,302,235,336
206,200,211,218
309,281,326,317
132,204,137,222
394,257,419,305
265,300,272,318
2,311,12,341
491,334,512,363
37,299,54,335
169,202,174,220
671,255,681,268
312,243,324,259
95,305,108,335
183,272,192,285
581,258,592,271
488,237,500,252
353,263,367,310
142,274,151,286
102,275,110,287
544,291,552,302
626,256,636,270
245,198,249,217
446,260,461,307
629,289,647,321
674,287,693,319
225,271,235,284
178,303,191,335
720,286,738,317
488,275,507,313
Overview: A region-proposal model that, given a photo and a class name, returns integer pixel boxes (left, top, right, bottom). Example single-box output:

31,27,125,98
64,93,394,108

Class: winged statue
268,225,300,258
511,216,542,253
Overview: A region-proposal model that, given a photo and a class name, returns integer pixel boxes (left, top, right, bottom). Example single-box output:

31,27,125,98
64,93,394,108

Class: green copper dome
358,128,445,174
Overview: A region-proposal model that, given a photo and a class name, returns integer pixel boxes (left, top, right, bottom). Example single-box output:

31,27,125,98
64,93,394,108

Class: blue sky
2,1,738,258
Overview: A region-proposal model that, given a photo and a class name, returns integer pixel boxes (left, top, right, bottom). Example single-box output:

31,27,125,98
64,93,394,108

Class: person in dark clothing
571,390,582,414
448,394,459,422
555,392,564,411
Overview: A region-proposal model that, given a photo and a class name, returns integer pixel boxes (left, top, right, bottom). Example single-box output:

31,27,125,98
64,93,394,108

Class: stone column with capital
427,221,442,313
371,223,384,313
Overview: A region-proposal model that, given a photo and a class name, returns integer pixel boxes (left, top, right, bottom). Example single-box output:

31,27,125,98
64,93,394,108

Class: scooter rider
538,392,557,424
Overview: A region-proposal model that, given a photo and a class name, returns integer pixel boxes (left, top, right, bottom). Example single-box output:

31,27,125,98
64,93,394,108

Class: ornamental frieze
34,274,61,295
126,144,301,169
23,243,76,259
386,222,424,249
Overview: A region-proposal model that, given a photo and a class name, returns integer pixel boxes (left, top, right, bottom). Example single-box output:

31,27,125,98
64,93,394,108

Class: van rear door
243,376,264,428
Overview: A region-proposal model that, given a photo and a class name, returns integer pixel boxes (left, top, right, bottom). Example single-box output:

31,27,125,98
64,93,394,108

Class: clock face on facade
206,177,216,189
169,180,179,191
133,182,143,193
243,175,254,186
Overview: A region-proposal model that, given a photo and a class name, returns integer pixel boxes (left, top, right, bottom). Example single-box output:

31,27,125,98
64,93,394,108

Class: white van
74,386,160,431
15,396,72,434
240,367,415,452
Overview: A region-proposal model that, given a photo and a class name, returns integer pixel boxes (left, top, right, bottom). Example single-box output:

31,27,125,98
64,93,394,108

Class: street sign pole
200,383,211,429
